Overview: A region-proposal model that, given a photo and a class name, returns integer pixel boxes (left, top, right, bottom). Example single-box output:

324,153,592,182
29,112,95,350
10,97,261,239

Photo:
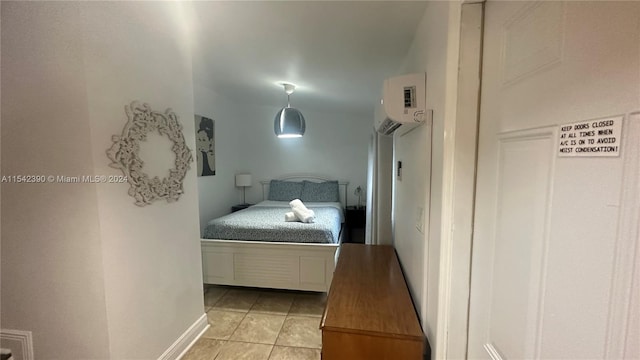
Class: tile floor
182,285,326,360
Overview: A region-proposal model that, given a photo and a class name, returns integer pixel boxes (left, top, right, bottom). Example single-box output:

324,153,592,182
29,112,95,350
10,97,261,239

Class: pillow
300,180,339,202
268,180,303,201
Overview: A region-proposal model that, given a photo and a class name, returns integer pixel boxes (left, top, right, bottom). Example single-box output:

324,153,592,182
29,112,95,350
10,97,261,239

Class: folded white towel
284,212,298,222
289,198,305,209
289,199,315,223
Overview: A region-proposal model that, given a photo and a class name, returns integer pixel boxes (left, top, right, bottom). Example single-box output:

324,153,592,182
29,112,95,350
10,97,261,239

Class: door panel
468,1,640,359
488,130,555,360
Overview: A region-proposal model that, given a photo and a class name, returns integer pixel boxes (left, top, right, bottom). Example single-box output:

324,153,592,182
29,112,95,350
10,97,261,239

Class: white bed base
200,174,348,292
201,232,343,292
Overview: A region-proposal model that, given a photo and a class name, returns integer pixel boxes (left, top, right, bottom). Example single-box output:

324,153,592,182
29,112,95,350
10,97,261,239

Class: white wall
392,1,462,355
1,2,111,358
80,3,204,358
193,84,245,234
1,2,204,359
194,85,372,233
239,104,371,204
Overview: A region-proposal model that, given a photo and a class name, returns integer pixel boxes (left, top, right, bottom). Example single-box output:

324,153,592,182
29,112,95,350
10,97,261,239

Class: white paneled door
467,1,640,359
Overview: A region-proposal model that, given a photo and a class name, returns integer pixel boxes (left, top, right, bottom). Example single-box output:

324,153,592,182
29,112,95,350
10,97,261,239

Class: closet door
467,2,640,359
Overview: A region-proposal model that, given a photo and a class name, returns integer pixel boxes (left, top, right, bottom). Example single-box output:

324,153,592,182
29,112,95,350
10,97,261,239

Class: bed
200,175,348,292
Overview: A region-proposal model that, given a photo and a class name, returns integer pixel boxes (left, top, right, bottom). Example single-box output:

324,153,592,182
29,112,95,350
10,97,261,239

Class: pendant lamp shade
274,83,305,138
274,107,306,138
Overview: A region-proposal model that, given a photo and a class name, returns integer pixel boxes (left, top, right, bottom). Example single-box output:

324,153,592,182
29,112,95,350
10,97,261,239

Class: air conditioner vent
379,118,402,136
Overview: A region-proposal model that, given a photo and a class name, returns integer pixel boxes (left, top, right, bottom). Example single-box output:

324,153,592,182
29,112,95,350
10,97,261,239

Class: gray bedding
203,205,343,244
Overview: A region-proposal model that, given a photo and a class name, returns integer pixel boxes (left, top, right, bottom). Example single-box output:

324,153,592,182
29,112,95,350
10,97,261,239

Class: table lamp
235,174,252,204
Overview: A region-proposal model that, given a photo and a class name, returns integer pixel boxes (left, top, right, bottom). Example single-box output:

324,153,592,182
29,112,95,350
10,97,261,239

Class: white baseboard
157,313,209,360
0,329,34,360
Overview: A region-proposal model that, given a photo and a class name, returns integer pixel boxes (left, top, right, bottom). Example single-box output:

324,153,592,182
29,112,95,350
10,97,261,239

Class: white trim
434,0,464,353
604,111,640,359
158,313,209,360
0,329,34,360
436,1,478,359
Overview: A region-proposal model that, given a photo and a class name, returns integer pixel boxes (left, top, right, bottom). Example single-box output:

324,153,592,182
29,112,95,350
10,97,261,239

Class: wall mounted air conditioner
375,72,429,136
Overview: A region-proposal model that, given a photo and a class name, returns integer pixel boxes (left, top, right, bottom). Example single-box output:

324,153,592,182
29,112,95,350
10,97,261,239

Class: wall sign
558,116,623,157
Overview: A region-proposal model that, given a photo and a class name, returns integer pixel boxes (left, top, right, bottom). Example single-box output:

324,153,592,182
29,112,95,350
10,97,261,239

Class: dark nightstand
231,204,253,213
345,206,366,243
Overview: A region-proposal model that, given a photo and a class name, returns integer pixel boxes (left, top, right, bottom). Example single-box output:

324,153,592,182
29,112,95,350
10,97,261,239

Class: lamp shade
274,107,305,138
235,174,252,187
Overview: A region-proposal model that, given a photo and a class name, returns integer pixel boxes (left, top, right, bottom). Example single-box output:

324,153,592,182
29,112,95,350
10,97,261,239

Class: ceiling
189,1,428,116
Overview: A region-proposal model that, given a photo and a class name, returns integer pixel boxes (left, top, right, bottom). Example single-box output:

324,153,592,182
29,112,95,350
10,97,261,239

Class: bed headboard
260,174,349,208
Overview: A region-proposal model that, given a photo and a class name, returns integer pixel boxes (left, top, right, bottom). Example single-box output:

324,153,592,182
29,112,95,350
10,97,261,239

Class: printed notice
558,116,623,157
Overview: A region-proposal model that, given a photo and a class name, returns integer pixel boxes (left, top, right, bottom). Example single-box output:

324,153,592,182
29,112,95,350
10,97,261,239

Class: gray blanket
203,206,342,244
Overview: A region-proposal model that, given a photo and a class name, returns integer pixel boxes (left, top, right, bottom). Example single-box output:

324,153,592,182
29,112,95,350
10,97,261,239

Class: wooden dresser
320,244,425,359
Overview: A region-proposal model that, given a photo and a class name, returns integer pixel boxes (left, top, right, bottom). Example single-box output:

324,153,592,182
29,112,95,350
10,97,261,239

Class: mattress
203,201,344,244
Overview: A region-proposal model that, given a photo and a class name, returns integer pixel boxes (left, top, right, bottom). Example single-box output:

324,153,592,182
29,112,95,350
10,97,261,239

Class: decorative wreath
107,101,193,206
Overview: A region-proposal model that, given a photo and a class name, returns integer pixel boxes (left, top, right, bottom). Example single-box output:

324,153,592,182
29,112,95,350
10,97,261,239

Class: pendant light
274,83,306,138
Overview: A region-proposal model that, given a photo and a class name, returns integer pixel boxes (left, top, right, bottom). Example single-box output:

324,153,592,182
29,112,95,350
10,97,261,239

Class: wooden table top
320,244,424,341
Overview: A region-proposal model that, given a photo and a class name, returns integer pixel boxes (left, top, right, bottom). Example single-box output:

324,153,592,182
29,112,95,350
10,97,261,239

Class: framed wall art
195,114,216,176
